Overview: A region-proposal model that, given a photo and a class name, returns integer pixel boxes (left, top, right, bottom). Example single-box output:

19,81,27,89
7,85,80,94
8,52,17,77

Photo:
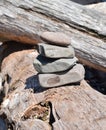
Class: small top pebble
40,32,71,47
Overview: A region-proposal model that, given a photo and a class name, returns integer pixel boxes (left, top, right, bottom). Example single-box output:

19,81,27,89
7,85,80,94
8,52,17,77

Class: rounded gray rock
40,32,71,47
33,57,78,73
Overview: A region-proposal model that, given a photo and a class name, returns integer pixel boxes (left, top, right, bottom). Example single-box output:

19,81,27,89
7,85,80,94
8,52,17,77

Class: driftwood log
0,0,106,72
0,42,106,130
0,1,106,130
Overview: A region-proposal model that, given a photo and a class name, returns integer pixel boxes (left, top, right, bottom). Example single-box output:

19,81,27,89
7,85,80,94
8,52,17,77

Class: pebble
40,32,71,47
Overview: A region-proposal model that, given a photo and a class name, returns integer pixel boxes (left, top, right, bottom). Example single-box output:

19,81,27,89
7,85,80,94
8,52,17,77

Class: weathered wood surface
0,0,106,72
0,0,106,71
0,42,106,130
87,2,106,14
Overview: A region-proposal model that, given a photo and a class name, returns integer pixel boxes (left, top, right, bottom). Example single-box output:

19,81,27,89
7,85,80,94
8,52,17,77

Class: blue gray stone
37,43,75,58
38,64,85,88
33,57,78,73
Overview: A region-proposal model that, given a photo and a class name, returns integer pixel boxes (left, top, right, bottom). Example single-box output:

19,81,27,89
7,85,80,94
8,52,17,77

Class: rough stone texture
37,43,75,58
38,64,85,88
40,32,71,47
33,57,77,73
86,2,106,14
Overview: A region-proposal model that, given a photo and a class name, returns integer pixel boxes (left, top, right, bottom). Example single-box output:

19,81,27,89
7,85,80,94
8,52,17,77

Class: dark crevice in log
49,102,55,126
85,65,106,95
2,41,34,60
0,92,5,105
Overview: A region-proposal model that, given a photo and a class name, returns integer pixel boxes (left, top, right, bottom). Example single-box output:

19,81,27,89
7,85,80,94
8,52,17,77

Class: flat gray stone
33,57,78,73
37,43,75,58
38,64,85,88
40,32,71,47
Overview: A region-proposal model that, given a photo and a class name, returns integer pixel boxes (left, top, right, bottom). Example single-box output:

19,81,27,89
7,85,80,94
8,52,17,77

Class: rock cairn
33,32,85,88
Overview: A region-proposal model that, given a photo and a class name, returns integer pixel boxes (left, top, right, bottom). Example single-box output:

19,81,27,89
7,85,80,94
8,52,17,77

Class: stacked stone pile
33,32,85,88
